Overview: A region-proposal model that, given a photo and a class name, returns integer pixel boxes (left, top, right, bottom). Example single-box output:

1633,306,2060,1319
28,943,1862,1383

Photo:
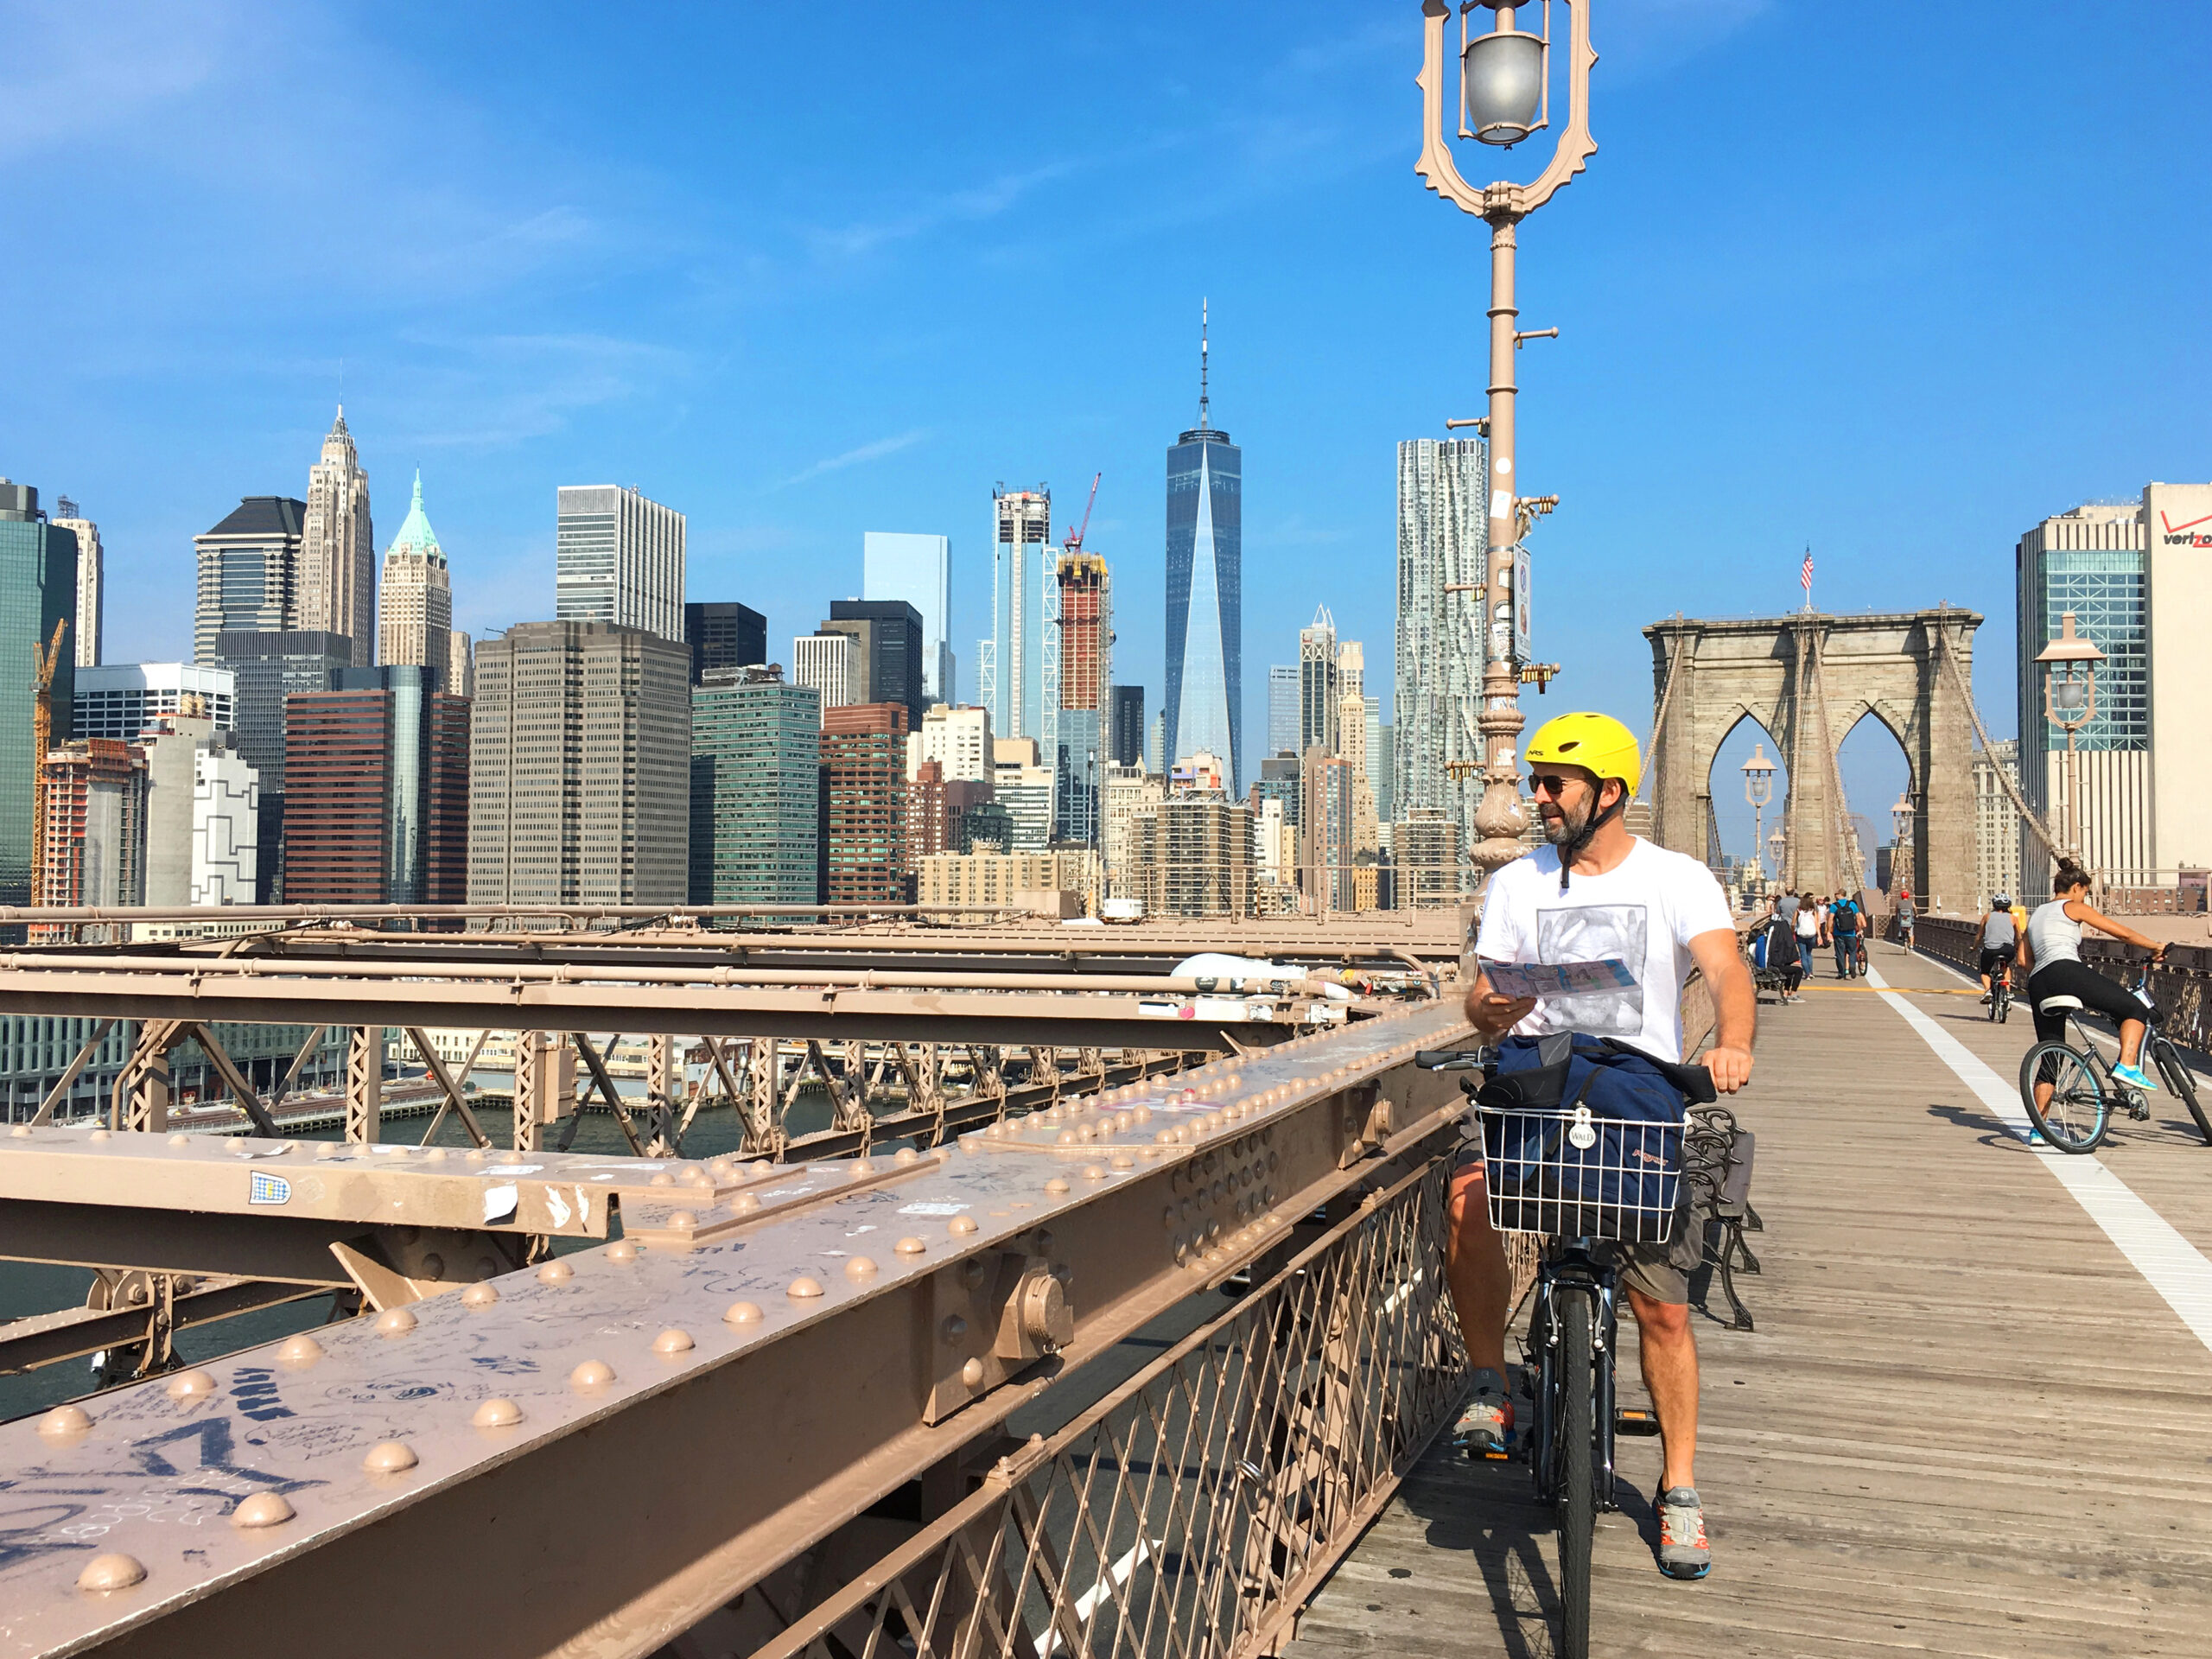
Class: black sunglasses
1525,772,1588,798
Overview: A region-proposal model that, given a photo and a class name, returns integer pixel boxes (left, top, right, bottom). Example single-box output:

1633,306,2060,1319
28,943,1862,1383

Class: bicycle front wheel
2154,1040,2212,1147
2020,1043,2108,1153
1555,1283,1595,1659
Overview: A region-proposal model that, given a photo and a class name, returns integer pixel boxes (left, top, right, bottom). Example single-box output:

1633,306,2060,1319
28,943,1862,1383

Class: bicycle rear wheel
2019,1043,2108,1153
1555,1284,1595,1659
2154,1040,2212,1147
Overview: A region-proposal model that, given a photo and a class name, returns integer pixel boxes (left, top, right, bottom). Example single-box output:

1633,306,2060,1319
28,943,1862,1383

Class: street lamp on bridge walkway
1741,743,1777,880
2035,610,2105,871
1415,0,1598,884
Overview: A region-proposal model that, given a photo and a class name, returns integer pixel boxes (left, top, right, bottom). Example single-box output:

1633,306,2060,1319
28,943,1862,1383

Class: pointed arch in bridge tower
1643,608,1982,910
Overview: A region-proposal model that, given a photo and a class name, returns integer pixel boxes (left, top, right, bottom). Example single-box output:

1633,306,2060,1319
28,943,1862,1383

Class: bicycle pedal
1615,1408,1662,1437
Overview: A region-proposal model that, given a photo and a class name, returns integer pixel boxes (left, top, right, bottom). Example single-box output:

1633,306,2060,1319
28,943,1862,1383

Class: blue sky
3,1,2207,874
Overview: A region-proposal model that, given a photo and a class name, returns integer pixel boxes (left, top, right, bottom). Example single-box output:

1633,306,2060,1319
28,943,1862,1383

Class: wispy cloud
804,162,1077,262
777,429,930,488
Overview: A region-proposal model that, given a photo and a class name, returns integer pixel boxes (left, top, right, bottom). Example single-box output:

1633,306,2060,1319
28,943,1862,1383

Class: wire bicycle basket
1474,1102,1683,1243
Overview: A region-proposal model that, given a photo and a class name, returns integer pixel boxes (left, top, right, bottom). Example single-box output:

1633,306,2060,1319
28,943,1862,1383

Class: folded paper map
1481,958,1638,1001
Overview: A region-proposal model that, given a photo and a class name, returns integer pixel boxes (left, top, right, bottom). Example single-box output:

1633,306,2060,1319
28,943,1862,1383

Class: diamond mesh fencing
752,1156,1482,1659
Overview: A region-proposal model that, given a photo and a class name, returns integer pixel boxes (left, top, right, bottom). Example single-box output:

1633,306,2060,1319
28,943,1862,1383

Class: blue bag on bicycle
1478,1033,1689,1240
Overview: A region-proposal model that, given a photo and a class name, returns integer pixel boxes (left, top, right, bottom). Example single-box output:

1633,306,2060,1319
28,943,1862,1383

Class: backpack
1476,1033,1710,1241
1832,899,1859,933
1751,918,1791,969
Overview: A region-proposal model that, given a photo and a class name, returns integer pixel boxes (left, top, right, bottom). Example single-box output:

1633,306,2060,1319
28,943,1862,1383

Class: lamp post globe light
1890,789,1916,895
1767,827,1786,886
1415,0,1599,881
1741,741,1777,880
2034,610,2105,870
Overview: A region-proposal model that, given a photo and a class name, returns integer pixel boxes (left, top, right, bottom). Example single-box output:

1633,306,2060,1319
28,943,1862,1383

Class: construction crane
1062,472,1102,553
29,617,66,906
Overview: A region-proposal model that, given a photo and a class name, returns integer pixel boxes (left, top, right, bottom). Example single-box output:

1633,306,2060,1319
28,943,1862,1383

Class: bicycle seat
2036,995,2084,1014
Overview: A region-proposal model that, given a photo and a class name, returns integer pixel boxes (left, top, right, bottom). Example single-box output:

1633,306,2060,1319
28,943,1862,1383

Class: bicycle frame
1527,1239,1621,1512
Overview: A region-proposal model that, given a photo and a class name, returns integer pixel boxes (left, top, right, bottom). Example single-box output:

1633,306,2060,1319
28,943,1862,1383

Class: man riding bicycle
1444,712,1756,1581
1978,894,2019,1004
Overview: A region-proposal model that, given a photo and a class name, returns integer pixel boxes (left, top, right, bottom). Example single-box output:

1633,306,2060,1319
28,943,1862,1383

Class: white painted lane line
1866,965,2212,1357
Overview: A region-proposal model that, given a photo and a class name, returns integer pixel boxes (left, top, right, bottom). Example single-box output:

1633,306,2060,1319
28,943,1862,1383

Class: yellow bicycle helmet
1523,712,1643,797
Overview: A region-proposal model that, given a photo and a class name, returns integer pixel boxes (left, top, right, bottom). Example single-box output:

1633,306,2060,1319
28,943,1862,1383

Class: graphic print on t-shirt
1535,902,1648,1039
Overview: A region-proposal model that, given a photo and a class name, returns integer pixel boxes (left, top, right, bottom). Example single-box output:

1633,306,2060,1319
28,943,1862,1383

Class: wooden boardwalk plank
1284,939,2212,1657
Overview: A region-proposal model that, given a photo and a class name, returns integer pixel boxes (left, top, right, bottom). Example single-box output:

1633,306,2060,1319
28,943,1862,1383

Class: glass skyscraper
1164,312,1241,791
864,532,954,702
983,486,1052,744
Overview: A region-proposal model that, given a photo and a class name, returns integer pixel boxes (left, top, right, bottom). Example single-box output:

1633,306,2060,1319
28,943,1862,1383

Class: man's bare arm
1688,927,1756,1094
1461,965,1537,1040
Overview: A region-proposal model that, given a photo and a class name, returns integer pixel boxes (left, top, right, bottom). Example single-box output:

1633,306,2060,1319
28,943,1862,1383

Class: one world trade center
1164,304,1242,792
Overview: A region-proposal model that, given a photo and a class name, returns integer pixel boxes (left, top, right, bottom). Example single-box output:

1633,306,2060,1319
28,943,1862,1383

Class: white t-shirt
1475,836,1736,1064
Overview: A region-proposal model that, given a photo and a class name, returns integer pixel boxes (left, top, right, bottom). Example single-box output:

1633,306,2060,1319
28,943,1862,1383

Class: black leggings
2027,960,2146,1047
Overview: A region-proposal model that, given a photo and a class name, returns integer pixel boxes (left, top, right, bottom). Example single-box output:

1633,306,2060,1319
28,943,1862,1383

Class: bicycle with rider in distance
1988,958,2012,1024
1419,1040,1716,1659
2020,966,2209,1153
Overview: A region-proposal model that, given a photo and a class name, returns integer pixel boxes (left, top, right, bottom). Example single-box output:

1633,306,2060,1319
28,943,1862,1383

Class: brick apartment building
820,702,908,905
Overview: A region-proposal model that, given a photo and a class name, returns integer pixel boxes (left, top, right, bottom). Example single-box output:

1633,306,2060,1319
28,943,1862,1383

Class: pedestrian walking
1830,890,1863,977
1793,891,1820,996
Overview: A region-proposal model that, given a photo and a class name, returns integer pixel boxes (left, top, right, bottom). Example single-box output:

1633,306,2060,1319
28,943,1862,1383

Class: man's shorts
1452,1149,1699,1306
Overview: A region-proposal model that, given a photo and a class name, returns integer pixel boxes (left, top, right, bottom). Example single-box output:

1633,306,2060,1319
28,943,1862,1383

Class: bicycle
1419,1043,1716,1658
1988,964,2012,1024
2019,967,2210,1153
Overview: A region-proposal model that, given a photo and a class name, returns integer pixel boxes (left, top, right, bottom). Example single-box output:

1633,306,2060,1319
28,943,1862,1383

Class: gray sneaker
1454,1367,1514,1457
1656,1485,1710,1580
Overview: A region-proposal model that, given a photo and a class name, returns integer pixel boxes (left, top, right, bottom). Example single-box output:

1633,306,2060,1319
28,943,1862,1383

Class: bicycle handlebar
1414,1049,1486,1070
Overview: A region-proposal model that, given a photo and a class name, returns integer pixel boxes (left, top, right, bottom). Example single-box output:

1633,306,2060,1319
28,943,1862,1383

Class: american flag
1801,550,1815,594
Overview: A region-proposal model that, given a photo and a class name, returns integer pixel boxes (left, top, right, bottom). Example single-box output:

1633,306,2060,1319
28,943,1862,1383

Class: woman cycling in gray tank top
2018,861,2169,1101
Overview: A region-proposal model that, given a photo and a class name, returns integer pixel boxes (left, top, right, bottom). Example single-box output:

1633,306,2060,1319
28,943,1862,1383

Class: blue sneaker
2113,1063,2159,1094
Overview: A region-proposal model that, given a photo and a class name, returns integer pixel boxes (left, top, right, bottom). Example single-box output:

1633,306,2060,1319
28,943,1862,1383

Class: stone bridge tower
1643,607,1982,912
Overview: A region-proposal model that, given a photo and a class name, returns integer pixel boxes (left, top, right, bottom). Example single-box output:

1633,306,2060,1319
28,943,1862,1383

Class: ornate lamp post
1741,742,1777,882
1890,790,1916,896
1767,827,1786,886
1416,0,1598,881
2035,611,2104,870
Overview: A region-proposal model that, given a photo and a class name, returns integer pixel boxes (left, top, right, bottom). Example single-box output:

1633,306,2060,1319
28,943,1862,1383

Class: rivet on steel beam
943,1315,969,1341
419,1253,446,1279
537,1260,575,1285
168,1133,190,1147
724,1300,764,1325
607,1240,639,1263
894,1147,922,1166
667,1211,699,1230
165,1369,219,1402
649,1172,674,1187
425,1147,448,1161
1131,1104,1152,1122
37,1403,92,1442
1055,1130,1075,1146
474,1255,497,1279
570,1360,615,1391
732,1192,760,1213
75,1554,145,1592
1083,1165,1108,1181
363,1440,418,1474
707,1157,736,1182
89,1128,110,1141
1154,1129,1174,1145
374,1308,417,1337
316,1142,342,1159
787,1276,826,1300
8,1125,29,1138
1045,1178,1071,1196
961,1357,986,1387
461,1283,499,1308
1110,1153,1135,1170
467,1147,488,1161
472,1398,524,1429
748,1159,772,1174
895,1236,927,1255
677,1164,708,1185
949,1216,978,1236
844,1256,879,1281
850,1158,876,1177
231,1491,295,1529
652,1328,696,1356
278,1333,324,1368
